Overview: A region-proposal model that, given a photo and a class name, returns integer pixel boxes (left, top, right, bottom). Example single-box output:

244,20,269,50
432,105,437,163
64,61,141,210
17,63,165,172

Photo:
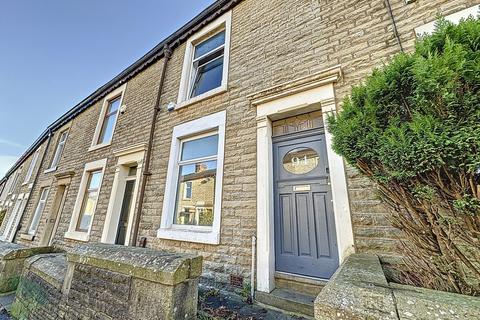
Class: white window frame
45,131,68,173
65,158,107,242
7,167,22,195
23,148,40,185
176,11,232,109
89,84,126,152
415,5,479,35
27,187,49,235
158,111,226,244
0,193,29,242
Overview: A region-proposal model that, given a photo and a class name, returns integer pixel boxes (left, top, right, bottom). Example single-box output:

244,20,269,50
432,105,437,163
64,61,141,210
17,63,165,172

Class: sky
0,0,215,177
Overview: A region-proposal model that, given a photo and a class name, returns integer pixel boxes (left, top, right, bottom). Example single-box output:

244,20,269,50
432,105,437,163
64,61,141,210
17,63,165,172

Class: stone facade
0,0,478,294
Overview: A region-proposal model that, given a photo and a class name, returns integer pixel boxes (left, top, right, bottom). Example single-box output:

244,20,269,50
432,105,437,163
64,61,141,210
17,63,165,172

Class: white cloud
0,155,19,178
0,138,25,149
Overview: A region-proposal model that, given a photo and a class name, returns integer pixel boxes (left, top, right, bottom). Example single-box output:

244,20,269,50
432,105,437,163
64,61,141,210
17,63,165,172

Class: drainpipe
385,0,404,52
130,44,172,247
13,128,54,241
250,235,256,303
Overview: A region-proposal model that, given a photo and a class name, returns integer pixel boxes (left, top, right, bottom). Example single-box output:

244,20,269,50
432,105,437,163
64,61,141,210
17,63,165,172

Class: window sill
64,230,90,242
19,233,34,241
157,227,220,245
88,142,111,152
176,86,227,110
44,167,57,174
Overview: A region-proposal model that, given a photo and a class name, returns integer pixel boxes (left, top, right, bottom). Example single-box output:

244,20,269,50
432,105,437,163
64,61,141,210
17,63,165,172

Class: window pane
76,190,97,232
29,202,45,235
98,113,117,144
181,134,218,161
194,31,225,59
174,160,217,227
191,56,223,98
59,131,68,143
40,188,49,200
128,166,137,177
107,97,121,114
51,132,67,168
29,188,49,235
184,181,192,199
88,171,102,189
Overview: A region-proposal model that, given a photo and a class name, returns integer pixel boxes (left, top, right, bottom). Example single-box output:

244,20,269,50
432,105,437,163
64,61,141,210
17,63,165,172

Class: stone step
275,272,326,296
255,288,316,318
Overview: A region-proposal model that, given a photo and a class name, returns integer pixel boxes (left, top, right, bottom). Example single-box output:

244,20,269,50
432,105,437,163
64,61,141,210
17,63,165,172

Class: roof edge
1,0,242,182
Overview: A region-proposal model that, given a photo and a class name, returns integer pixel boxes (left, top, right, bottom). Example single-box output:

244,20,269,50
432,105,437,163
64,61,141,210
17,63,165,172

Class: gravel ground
198,288,308,320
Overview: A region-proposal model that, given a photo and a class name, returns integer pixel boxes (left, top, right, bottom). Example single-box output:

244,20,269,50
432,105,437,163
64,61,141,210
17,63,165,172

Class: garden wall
314,254,480,320
11,244,202,319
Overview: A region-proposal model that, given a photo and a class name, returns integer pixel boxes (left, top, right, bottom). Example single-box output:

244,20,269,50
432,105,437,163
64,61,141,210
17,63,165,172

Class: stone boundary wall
0,241,54,294
314,254,480,320
11,244,202,320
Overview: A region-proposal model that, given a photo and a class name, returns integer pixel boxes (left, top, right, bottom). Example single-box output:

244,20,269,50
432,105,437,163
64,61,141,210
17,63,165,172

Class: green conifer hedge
329,17,480,295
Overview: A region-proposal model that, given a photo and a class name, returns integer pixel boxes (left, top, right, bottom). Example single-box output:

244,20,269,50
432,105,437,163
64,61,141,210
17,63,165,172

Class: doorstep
255,272,327,318
255,288,316,318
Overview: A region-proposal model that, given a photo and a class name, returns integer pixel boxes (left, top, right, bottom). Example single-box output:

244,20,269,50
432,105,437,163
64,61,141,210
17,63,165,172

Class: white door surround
249,66,355,293
101,144,145,245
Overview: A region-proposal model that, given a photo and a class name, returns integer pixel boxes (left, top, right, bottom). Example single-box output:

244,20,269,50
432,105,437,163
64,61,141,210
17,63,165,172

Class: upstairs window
23,149,40,184
48,131,68,170
189,31,226,98
90,84,126,150
177,11,231,106
7,169,21,194
98,96,120,145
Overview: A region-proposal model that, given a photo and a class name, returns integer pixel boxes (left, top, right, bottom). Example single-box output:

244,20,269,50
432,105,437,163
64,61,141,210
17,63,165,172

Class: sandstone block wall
1,0,477,289
11,244,202,320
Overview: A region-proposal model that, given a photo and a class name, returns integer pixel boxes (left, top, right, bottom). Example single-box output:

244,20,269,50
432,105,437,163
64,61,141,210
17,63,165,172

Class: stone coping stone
391,283,480,320
0,241,54,260
24,253,67,290
67,243,202,286
314,254,398,320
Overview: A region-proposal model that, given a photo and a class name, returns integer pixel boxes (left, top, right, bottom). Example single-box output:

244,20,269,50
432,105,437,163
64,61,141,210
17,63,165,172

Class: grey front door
115,180,135,245
273,129,339,279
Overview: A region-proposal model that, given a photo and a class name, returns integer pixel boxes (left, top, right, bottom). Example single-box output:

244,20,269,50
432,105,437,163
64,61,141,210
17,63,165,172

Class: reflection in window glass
181,134,219,161
98,97,121,144
174,161,217,227
189,30,225,98
50,131,68,169
174,133,219,227
76,170,102,232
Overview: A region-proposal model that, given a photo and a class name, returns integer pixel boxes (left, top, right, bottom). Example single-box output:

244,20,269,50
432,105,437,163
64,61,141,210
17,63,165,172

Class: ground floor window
65,158,107,242
76,170,102,232
28,187,49,235
158,111,226,244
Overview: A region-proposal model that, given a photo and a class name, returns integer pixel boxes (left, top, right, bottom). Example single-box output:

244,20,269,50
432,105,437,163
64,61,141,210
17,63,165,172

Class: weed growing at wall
329,16,480,295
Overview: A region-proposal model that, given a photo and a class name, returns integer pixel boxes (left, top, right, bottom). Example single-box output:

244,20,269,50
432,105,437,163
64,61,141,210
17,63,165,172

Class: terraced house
0,0,479,317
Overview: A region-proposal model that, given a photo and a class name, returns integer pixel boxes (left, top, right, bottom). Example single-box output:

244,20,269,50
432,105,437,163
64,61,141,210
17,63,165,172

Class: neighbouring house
0,0,478,314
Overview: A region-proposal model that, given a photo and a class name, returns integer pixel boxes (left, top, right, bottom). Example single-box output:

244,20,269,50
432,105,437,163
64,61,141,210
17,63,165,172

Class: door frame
250,66,354,293
101,145,145,246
